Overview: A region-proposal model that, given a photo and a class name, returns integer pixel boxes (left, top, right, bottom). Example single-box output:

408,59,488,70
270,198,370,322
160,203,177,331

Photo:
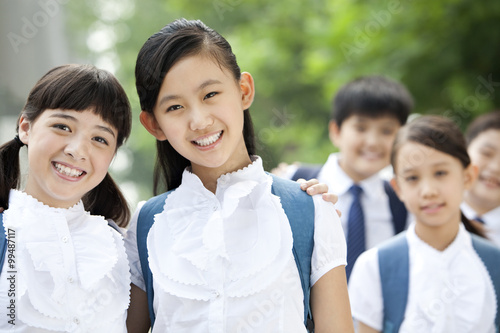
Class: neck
191,155,253,194
463,191,496,216
338,159,373,183
414,220,460,251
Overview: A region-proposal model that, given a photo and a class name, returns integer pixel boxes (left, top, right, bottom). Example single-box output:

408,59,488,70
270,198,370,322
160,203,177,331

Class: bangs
25,64,131,146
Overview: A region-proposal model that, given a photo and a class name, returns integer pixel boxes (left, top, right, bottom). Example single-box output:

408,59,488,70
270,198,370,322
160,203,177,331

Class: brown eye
167,105,183,112
204,92,218,100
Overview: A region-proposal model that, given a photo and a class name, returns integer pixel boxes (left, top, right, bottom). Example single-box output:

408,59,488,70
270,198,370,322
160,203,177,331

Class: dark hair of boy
465,110,500,146
331,75,413,127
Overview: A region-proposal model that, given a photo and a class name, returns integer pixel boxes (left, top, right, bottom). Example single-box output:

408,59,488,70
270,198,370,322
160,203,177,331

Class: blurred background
1,0,499,208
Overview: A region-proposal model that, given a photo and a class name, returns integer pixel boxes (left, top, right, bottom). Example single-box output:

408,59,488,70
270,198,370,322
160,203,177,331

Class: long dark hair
391,115,485,237
135,18,256,194
0,64,132,227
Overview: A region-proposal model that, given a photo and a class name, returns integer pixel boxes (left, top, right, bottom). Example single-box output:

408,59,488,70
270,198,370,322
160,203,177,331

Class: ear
240,72,255,110
328,120,341,146
464,163,478,190
139,111,167,141
390,177,404,202
18,115,31,145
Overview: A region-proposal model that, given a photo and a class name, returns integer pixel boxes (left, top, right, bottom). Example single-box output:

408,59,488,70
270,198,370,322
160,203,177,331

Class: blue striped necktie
346,184,365,281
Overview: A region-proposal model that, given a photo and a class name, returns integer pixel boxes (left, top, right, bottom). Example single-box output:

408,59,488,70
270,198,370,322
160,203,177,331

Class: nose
188,106,214,131
420,178,438,198
489,154,500,172
365,129,381,147
64,136,88,160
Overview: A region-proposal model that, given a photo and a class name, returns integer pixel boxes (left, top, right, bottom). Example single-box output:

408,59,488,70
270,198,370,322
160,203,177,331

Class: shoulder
138,190,175,221
270,173,302,190
471,234,500,258
269,174,312,203
353,247,380,275
142,191,172,209
377,232,408,250
290,164,323,181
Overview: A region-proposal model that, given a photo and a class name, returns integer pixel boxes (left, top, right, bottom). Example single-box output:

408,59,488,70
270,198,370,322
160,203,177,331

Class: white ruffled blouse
349,223,497,333
0,190,130,332
125,156,347,333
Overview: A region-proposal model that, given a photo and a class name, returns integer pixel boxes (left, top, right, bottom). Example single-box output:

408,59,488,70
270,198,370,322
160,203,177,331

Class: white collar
147,155,294,300
406,222,471,260
321,153,386,199
4,189,130,331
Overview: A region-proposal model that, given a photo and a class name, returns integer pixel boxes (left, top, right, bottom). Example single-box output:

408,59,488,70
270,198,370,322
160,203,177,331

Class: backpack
378,232,500,333
292,165,407,234
137,174,316,331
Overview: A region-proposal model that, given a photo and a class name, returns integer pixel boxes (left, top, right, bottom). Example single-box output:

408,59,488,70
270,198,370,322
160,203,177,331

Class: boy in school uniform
279,75,413,280
461,111,500,246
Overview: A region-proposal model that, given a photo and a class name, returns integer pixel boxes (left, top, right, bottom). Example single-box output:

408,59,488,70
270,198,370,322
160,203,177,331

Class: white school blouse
462,202,500,247
0,190,130,332
125,156,347,333
348,223,497,333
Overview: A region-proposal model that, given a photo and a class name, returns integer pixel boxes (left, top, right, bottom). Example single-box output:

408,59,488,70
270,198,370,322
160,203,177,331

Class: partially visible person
349,115,499,333
462,111,500,246
275,75,414,280
0,64,132,332
125,18,353,333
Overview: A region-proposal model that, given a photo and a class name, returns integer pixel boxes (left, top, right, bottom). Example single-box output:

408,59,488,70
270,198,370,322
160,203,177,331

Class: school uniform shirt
317,153,404,250
348,223,497,333
125,156,347,333
462,202,500,247
0,190,130,333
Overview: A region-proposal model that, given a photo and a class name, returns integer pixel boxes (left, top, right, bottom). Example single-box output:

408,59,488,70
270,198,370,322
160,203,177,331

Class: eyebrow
49,113,116,138
400,161,450,174
479,143,497,150
157,79,223,107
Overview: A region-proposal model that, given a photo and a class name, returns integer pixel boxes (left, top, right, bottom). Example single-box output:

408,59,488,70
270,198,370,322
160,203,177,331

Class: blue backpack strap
106,219,123,235
378,232,409,333
378,232,500,332
0,213,6,276
291,165,322,182
269,174,315,331
471,234,500,330
383,180,407,234
136,191,172,328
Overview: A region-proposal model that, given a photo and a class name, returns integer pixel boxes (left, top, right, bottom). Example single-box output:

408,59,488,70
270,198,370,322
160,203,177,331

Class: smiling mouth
53,162,85,178
193,131,223,147
362,151,383,160
421,203,444,213
479,175,500,188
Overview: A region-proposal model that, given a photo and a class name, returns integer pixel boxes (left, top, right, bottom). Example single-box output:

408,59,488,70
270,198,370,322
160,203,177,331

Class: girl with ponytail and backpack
0,64,132,332
348,115,500,333
125,18,354,333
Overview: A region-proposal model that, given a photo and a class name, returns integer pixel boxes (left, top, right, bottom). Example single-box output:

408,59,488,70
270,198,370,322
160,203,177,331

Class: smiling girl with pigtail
0,64,132,332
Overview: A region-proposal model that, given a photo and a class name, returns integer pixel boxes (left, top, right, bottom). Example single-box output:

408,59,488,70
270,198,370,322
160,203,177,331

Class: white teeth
194,132,222,146
54,163,83,177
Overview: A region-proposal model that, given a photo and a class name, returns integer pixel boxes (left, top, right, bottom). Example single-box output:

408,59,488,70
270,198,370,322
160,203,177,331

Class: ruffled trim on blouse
4,190,130,332
147,157,294,300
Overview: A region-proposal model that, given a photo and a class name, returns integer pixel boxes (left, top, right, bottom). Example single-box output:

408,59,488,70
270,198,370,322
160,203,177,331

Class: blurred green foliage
65,0,500,201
